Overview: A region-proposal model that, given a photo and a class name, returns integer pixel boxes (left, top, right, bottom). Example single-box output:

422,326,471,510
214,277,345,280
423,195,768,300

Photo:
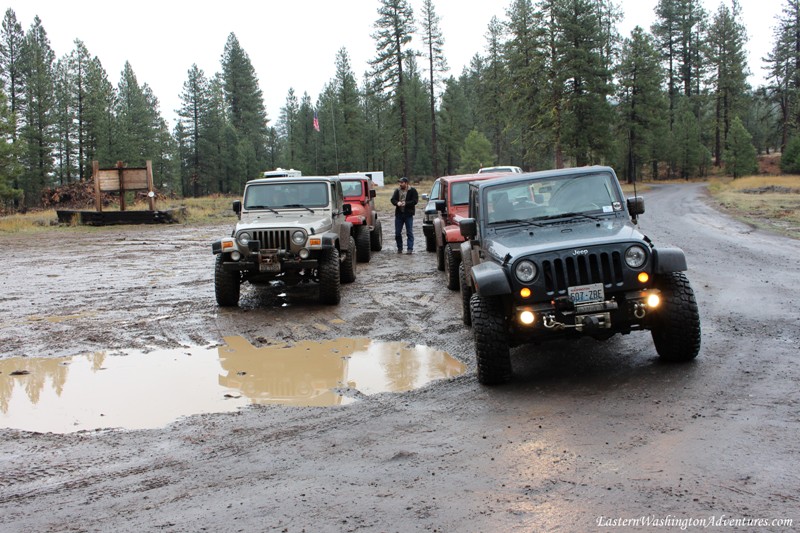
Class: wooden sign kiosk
93,160,155,212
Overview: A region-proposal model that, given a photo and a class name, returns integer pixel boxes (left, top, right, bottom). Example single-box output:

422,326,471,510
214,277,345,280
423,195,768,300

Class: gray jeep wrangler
211,176,357,306
459,166,701,384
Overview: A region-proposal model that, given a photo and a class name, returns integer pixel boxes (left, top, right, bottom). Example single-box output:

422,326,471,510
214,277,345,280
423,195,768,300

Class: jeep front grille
251,230,292,250
541,252,623,295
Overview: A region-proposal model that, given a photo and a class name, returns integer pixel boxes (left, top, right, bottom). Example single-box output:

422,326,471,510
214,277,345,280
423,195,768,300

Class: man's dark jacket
390,186,419,216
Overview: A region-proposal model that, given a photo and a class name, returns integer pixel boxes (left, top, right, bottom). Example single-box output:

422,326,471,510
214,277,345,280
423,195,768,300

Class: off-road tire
436,240,445,271
651,272,701,362
340,236,357,284
444,244,460,291
318,248,341,305
470,294,512,385
370,220,383,251
214,254,240,307
355,226,371,262
425,232,436,252
459,263,472,326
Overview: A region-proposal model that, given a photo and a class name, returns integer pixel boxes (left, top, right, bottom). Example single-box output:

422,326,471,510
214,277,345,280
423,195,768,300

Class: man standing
390,177,418,254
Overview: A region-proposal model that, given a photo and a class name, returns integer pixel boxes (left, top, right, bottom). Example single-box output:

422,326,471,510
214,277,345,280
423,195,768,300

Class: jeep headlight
515,260,537,283
625,245,647,268
237,232,252,246
291,230,306,246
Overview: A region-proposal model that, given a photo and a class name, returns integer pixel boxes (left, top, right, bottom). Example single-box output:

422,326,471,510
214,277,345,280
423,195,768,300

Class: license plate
568,283,604,304
259,260,281,273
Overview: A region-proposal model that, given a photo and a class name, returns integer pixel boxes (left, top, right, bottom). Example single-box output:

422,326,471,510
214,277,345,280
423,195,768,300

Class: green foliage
724,116,757,177
780,136,800,174
458,129,493,173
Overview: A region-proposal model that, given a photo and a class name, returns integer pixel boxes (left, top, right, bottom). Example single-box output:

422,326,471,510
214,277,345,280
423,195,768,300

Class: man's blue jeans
395,214,414,251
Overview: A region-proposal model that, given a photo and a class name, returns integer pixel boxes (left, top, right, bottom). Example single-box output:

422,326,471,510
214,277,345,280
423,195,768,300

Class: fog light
520,287,531,298
638,272,649,283
647,293,661,308
230,251,241,261
519,310,535,325
299,248,310,259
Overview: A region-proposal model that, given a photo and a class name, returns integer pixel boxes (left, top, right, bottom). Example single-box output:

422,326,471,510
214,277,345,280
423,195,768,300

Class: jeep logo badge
573,249,589,256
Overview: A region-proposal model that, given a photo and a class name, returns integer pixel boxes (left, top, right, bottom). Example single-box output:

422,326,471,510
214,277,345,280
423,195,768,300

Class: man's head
399,177,409,189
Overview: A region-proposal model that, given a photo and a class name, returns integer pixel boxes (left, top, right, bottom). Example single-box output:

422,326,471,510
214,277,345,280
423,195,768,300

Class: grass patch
0,210,60,233
708,175,800,239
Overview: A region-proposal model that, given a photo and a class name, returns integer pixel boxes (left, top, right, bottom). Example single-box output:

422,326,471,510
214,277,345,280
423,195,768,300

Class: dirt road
1,183,798,532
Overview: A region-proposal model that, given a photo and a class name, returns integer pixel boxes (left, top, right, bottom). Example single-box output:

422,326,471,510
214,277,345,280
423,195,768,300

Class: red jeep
341,177,383,262
425,173,505,290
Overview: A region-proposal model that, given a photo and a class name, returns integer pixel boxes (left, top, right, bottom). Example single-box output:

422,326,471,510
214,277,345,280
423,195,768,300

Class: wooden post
117,161,126,212
93,161,102,212
146,160,155,211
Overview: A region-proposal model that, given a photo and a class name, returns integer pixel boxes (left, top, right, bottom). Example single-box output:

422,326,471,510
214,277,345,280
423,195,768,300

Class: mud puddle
0,337,465,433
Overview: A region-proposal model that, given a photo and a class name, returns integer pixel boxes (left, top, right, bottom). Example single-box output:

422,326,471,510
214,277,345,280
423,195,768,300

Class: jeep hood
484,218,645,260
237,210,333,232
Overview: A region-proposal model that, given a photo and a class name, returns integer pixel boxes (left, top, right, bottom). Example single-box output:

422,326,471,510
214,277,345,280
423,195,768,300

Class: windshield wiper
247,205,279,214
282,204,316,214
534,212,600,222
489,218,543,227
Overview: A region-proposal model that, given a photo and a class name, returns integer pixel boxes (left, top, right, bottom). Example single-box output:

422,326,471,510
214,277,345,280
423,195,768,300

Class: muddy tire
436,239,445,271
459,263,472,327
214,254,240,307
470,294,511,385
444,244,460,291
318,248,341,305
651,272,701,362
355,226,371,263
370,220,383,251
340,236,357,284
425,232,436,252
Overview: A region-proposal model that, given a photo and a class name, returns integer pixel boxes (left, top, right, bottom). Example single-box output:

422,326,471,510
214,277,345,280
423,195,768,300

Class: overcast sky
4,0,782,127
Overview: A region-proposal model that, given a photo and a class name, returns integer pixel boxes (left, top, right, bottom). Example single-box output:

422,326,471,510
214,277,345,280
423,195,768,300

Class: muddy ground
1,183,799,532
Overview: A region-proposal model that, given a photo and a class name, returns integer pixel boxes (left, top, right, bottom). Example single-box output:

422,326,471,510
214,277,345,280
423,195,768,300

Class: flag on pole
313,111,320,132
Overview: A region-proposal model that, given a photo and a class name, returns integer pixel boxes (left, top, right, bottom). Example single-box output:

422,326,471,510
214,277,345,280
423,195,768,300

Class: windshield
485,172,622,224
244,182,329,209
341,180,363,198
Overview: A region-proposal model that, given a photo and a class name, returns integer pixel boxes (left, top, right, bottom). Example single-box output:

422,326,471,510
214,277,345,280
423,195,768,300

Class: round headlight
291,230,306,245
625,245,647,268
515,260,537,283
237,232,251,246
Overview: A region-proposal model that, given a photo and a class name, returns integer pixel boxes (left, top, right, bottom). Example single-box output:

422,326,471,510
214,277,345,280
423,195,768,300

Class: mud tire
425,232,436,252
355,226,371,263
470,294,512,385
340,236,357,284
214,254,240,307
370,220,383,251
651,272,701,362
319,248,341,305
436,239,445,271
444,244,460,291
459,263,472,327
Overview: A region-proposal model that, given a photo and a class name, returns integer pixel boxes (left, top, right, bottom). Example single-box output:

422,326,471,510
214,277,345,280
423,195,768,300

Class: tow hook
633,303,646,319
543,314,566,330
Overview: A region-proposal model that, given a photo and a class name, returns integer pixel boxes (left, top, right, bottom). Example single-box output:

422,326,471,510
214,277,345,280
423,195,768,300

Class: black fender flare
471,261,512,297
653,247,687,273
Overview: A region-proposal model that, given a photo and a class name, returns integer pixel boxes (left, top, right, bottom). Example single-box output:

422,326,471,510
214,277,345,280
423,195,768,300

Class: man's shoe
397,249,403,253
406,250,414,254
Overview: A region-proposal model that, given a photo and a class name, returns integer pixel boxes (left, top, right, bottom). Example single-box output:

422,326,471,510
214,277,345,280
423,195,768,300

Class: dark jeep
211,176,357,306
459,166,701,384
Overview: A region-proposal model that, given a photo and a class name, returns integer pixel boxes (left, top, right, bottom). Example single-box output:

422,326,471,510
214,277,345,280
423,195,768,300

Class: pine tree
371,0,416,178
438,76,470,175
0,89,22,208
115,62,154,165
69,39,92,179
458,129,493,173
616,27,668,183
419,0,447,177
707,1,749,166
0,8,24,141
278,88,299,169
765,0,800,151
723,115,757,177
177,64,210,196
83,56,115,169
53,56,77,184
332,48,366,173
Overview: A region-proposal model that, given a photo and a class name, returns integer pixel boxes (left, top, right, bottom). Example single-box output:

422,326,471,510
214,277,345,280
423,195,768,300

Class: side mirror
627,196,645,216
435,200,446,213
370,189,377,198
421,193,429,201
232,200,242,215
460,218,477,239
342,203,353,216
